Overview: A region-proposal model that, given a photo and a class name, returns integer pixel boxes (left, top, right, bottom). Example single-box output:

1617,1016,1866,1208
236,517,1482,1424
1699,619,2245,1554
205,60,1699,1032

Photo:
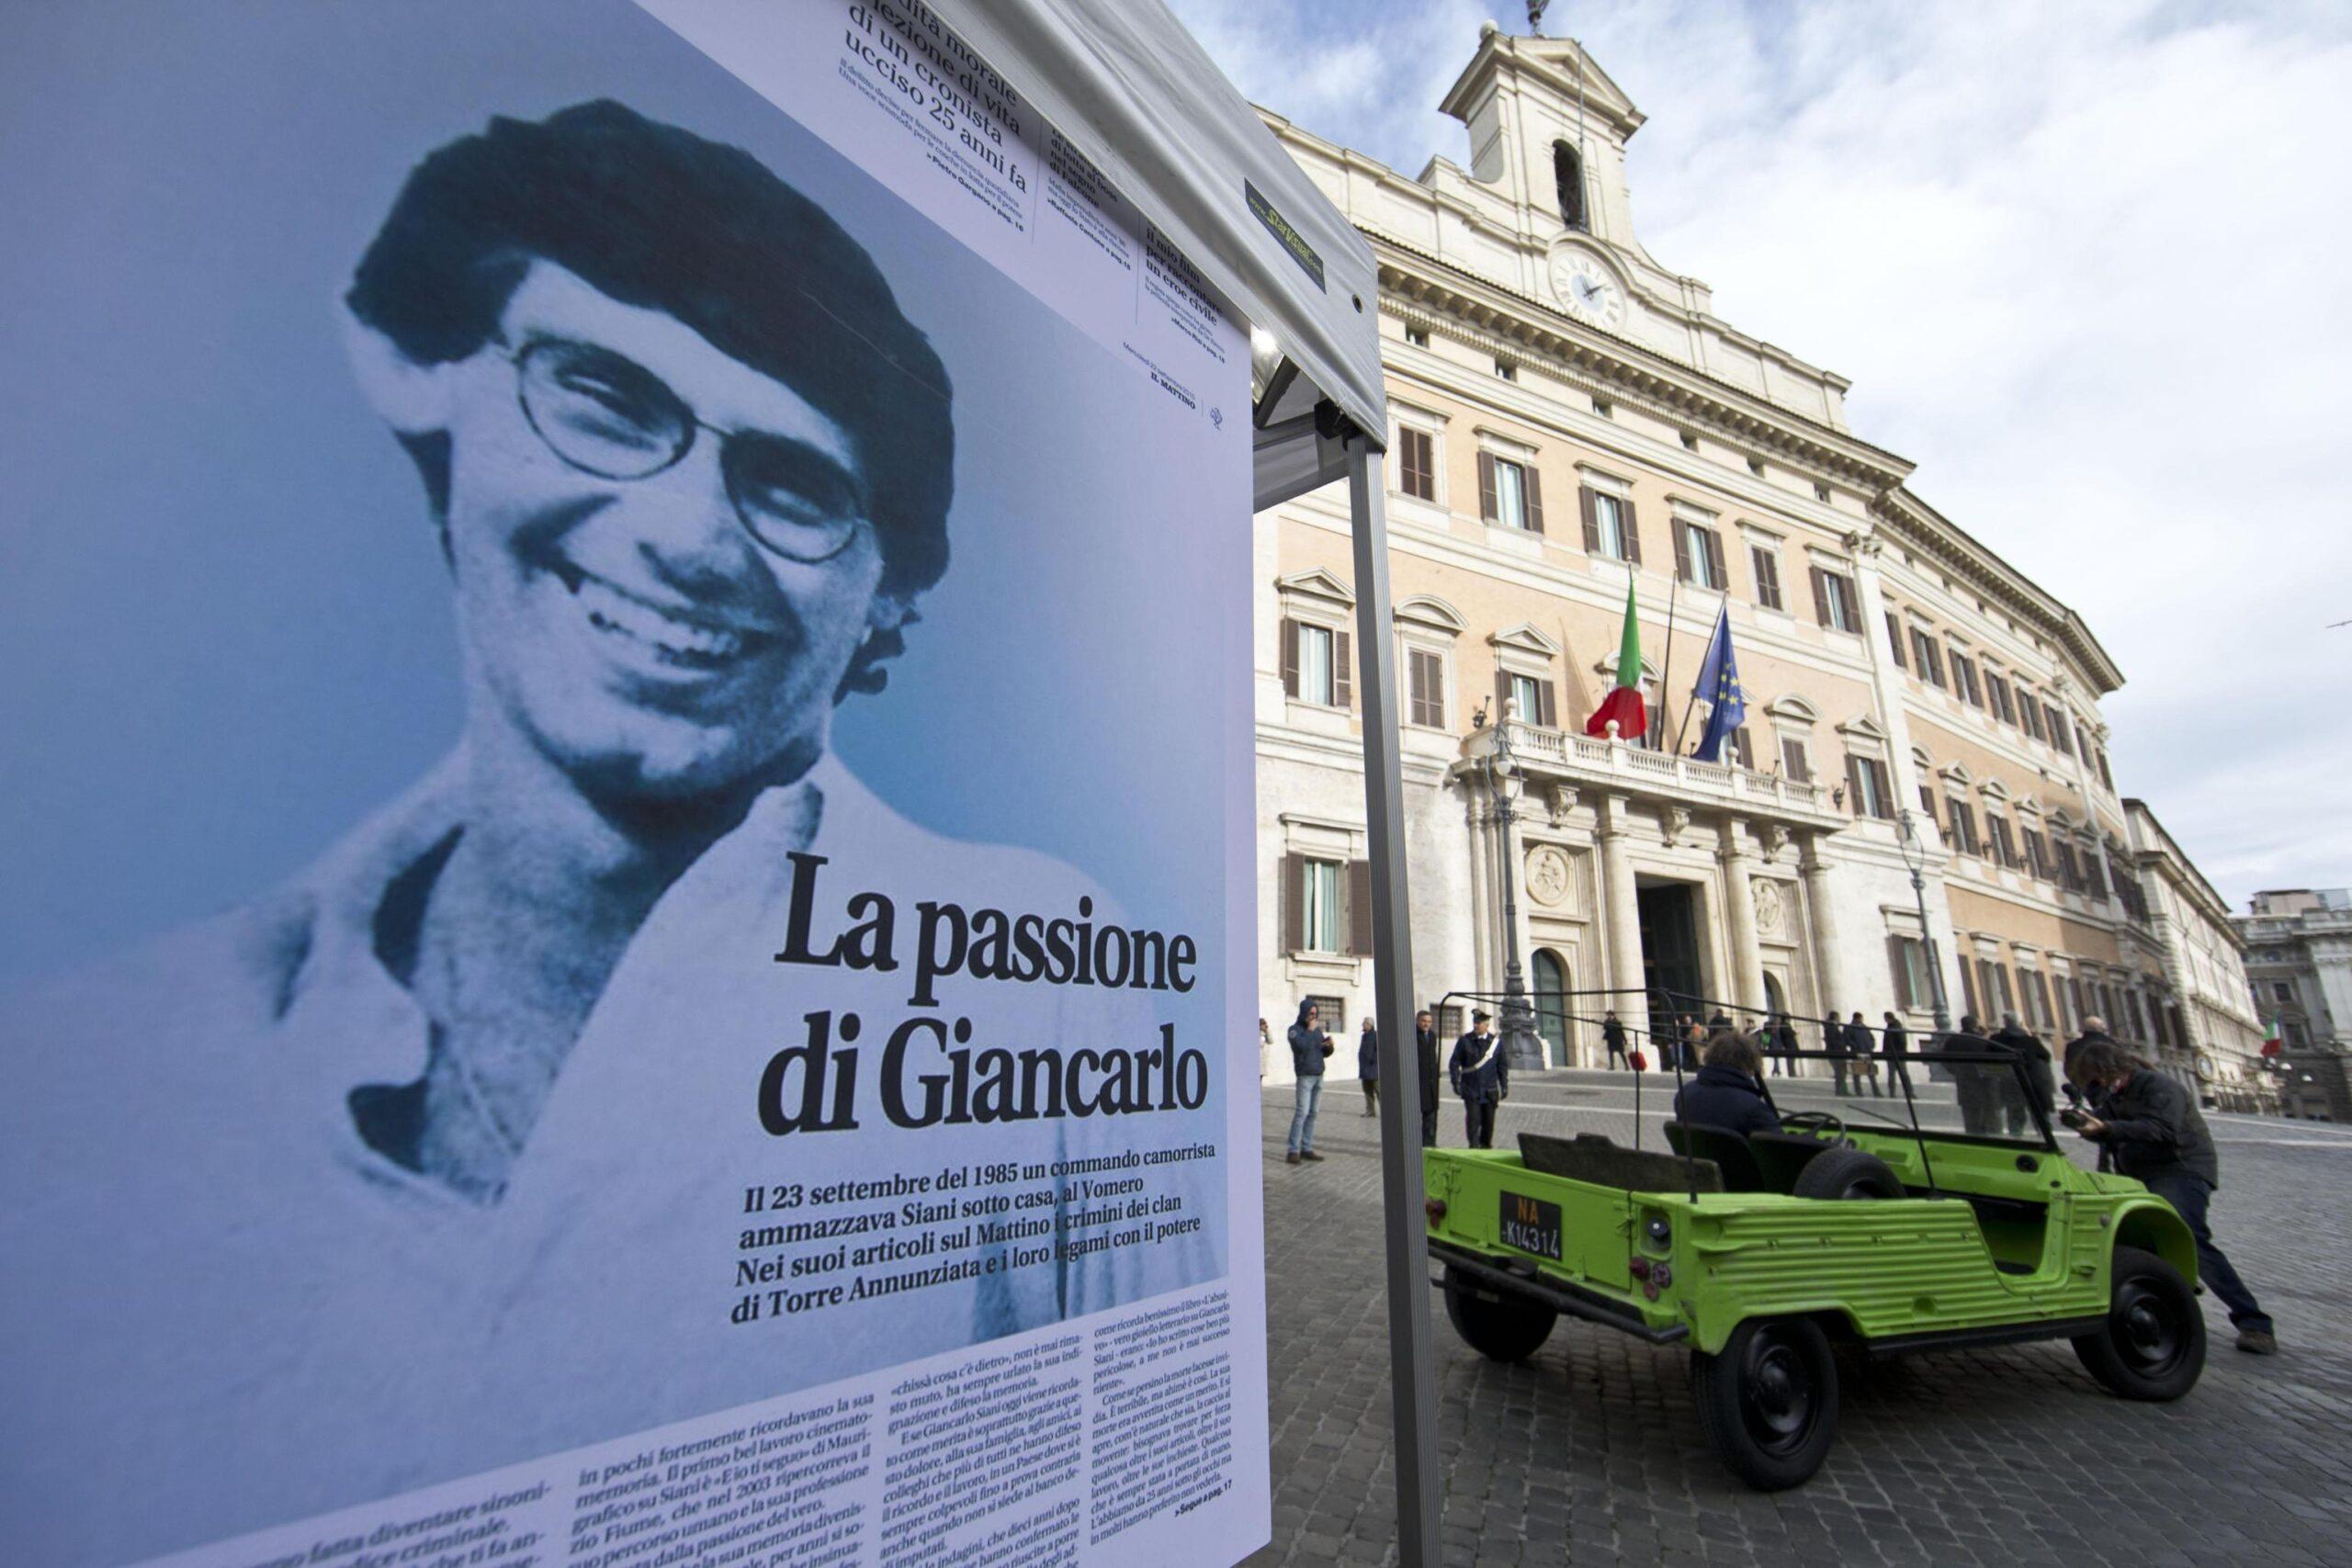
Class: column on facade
1595,794,1645,1032
1800,831,1849,1023
1463,788,1492,996
1717,818,1767,1021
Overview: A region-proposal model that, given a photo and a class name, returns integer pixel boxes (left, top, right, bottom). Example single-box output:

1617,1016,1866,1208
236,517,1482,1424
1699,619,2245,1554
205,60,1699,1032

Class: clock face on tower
1550,251,1625,330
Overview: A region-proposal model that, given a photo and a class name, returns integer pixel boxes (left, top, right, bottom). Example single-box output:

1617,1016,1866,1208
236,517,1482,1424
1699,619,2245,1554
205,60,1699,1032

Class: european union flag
1690,606,1747,764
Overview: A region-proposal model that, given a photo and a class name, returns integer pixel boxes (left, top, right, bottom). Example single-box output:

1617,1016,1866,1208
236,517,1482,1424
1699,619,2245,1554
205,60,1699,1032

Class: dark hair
1702,1030,1762,1077
347,100,953,600
2071,1040,2143,1085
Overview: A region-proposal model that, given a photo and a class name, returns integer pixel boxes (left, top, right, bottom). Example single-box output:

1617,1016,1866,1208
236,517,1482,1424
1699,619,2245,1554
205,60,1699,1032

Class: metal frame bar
1340,429,1440,1568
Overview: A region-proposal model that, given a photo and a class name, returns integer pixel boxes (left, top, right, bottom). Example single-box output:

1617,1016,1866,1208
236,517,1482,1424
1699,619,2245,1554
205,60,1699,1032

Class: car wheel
1789,1145,1905,1201
2070,1245,2206,1401
1442,1267,1557,1362
1689,1317,1839,1490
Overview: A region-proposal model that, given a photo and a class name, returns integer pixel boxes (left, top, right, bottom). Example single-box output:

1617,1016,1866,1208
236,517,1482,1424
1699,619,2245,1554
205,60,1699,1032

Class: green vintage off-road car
1422,1055,2206,1489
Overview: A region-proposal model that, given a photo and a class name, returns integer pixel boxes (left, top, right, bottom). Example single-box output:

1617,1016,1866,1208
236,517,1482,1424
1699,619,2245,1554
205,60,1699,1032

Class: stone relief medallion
1526,845,1573,908
1751,877,1784,936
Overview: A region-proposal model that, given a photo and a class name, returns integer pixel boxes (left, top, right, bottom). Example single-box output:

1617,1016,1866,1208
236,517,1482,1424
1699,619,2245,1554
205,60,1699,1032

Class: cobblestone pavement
1245,1068,2352,1567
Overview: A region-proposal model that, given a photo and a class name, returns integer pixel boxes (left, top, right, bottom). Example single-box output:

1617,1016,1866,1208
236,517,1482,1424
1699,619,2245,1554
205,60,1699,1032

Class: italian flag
2262,1019,2283,1056
1585,578,1647,742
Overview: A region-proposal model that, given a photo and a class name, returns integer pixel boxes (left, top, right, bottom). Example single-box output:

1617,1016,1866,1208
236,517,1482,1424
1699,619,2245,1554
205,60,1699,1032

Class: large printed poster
0,3,1263,1564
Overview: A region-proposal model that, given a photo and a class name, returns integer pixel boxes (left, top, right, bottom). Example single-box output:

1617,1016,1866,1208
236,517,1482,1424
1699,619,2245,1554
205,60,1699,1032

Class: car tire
1689,1317,1839,1490
1442,1267,1557,1362
2070,1245,2206,1401
1789,1145,1905,1201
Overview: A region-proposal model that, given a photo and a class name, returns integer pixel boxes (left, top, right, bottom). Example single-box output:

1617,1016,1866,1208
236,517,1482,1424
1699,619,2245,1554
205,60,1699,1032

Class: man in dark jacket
1823,1008,1852,1097
1773,1014,1799,1077
2064,1016,2120,1086
1601,1010,1631,1070
1449,1010,1508,1149
2071,1041,2278,1354
1991,1013,2051,1134
1673,1032,1780,1137
1357,1016,1380,1116
1939,1015,1996,1134
1880,1010,1913,1097
1284,999,1331,1165
1415,1010,1442,1147
1848,1012,1883,1097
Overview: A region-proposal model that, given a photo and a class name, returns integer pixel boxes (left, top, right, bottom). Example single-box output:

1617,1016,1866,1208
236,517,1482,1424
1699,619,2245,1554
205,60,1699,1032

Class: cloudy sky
1165,0,2352,909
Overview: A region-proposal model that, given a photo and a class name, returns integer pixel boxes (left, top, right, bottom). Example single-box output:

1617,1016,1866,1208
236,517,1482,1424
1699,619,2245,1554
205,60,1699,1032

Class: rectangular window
1281,618,1352,709
1728,727,1755,770
2081,852,2108,900
2053,839,2082,892
1297,623,1333,705
1810,568,1860,633
2097,749,2114,792
1500,671,1557,728
1397,426,1436,502
1494,359,1516,381
1846,754,1894,820
1988,814,2018,869
1888,936,1931,1010
1404,324,1429,348
1306,992,1346,1033
1580,487,1634,561
1674,520,1727,589
2022,828,2050,879
1986,673,2017,725
1909,628,1945,688
1946,798,1980,856
1752,547,1784,611
1435,1003,1463,1042
1951,650,1982,707
1479,452,1544,532
1885,612,1907,669
2017,688,2046,741
2044,705,2072,752
1303,859,1342,953
1779,736,1814,784
1408,648,1446,728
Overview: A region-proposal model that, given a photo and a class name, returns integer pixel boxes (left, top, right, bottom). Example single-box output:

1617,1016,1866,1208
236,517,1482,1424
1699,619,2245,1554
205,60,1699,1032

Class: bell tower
1438,23,1646,260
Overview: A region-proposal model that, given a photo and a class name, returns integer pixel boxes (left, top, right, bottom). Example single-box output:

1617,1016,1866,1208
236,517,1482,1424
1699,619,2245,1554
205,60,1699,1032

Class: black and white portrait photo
1,6,1244,1562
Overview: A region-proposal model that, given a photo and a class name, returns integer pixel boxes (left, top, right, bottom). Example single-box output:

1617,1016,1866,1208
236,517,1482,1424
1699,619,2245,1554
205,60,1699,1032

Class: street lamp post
1481,705,1547,1070
1897,810,1952,1033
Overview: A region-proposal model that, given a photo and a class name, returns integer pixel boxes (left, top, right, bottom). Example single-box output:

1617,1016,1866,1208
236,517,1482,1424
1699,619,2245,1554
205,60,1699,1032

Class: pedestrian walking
1848,1012,1883,1098
1991,1012,2048,1134
2068,1040,2279,1355
1602,1010,1631,1069
1824,1008,1852,1097
1940,1014,1996,1134
1415,1010,1442,1148
1284,999,1332,1165
1357,1016,1379,1116
1881,1010,1914,1097
1450,1009,1509,1149
1679,1015,1704,1072
1773,1013,1799,1077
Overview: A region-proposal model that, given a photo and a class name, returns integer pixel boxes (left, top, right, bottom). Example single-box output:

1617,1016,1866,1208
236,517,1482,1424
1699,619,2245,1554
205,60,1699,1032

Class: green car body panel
1423,1129,2199,1356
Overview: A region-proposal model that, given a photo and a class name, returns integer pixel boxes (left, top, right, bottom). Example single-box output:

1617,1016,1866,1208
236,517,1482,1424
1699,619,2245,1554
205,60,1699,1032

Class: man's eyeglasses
506,335,869,566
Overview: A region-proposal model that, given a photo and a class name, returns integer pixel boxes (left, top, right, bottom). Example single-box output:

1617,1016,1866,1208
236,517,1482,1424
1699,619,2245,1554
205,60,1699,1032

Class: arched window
1532,949,1571,1066
1554,141,1588,231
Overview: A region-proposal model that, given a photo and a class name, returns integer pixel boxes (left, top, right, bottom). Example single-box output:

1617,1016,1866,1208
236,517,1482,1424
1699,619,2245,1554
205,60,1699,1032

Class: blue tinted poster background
0,0,1232,986
0,3,1261,1565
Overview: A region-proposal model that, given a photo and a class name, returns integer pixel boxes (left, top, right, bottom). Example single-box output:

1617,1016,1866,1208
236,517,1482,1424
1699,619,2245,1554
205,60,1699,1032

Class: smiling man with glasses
3,98,1215,1563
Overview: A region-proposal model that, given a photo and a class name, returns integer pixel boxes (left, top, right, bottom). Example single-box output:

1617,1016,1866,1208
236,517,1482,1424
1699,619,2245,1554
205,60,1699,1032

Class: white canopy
933,0,1385,509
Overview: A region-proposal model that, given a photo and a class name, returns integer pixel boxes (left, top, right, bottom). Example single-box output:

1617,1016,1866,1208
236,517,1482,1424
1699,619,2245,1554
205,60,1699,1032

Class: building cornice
1374,238,1912,492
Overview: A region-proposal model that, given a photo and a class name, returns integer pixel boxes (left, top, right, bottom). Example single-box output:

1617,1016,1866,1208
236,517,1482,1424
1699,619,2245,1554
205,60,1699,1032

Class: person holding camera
1285,998,1335,1165
2067,1040,2278,1355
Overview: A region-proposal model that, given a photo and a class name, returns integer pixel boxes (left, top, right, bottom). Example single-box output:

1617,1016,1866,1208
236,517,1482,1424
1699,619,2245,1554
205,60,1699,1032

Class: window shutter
1476,450,1498,522
1751,547,1781,610
1810,567,1830,626
1348,860,1374,956
1578,485,1600,552
1283,852,1306,953
1621,498,1643,564
1703,529,1726,588
1672,519,1693,583
1332,628,1352,709
1889,936,1915,1009
1844,754,1864,817
1280,617,1300,698
1523,466,1544,534
1537,680,1558,728
1957,956,1980,1021
1886,614,1906,669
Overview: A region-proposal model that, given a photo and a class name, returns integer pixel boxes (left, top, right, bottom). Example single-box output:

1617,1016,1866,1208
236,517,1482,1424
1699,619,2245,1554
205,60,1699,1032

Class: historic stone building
2126,802,2274,1111
2236,888,2352,1119
1253,26,2233,1082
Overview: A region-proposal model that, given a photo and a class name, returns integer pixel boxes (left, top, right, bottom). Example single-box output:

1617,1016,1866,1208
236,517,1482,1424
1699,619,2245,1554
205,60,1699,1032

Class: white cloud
1169,0,2352,906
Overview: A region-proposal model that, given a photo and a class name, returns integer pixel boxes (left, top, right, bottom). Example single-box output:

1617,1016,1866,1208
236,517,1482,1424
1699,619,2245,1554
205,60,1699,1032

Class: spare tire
1791,1145,1904,1201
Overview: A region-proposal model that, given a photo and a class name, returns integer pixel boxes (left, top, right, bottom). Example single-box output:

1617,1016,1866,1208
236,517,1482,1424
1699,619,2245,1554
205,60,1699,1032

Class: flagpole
1651,567,1680,750
1672,604,1717,756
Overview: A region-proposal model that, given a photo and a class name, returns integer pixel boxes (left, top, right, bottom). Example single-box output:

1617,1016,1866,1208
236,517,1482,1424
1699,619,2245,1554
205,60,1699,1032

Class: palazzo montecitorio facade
1253,26,2257,1105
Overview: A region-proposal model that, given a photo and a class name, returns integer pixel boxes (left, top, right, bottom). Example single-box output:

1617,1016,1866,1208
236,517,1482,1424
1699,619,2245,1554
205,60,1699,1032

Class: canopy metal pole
1340,423,1439,1568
